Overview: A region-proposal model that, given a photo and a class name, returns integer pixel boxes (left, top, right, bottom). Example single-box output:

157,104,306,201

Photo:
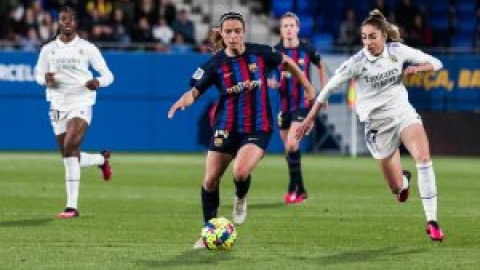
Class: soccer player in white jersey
34,6,114,218
296,9,444,242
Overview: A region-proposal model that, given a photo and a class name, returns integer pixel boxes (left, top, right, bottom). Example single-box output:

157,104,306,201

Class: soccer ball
201,217,237,250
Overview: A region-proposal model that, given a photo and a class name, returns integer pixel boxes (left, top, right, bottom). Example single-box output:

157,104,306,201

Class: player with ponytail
296,9,445,242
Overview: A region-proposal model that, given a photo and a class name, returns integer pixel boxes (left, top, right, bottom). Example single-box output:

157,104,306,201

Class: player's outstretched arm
167,88,200,119
295,101,327,140
282,55,316,101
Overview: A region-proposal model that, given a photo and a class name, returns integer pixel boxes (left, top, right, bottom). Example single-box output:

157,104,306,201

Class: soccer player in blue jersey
168,11,316,248
269,12,327,204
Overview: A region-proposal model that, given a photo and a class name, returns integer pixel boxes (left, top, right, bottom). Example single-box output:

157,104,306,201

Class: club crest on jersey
192,68,205,80
214,138,223,147
78,49,84,55
390,55,398,62
249,63,257,72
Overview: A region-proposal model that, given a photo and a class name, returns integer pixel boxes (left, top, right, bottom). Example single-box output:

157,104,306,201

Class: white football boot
192,237,206,249
232,196,247,225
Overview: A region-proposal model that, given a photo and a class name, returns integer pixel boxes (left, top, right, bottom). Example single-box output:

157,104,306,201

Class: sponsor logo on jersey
248,63,257,72
226,79,262,94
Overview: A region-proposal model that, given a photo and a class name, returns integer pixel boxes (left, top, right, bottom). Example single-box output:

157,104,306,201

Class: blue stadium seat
272,0,294,18
451,35,473,48
312,33,334,52
456,17,477,34
296,0,311,15
429,16,449,31
298,15,314,37
428,0,449,15
455,0,477,10
316,15,325,30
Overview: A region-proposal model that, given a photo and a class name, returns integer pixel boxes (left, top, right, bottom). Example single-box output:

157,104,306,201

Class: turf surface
0,153,478,269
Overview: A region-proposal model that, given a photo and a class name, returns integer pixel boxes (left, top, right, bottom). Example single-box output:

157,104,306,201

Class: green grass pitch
0,153,479,269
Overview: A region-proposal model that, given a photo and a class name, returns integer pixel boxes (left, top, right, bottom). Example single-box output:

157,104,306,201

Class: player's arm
317,61,328,89
398,43,443,75
34,47,56,87
86,44,114,90
167,87,201,119
168,61,215,119
282,55,316,101
310,46,328,88
296,57,357,140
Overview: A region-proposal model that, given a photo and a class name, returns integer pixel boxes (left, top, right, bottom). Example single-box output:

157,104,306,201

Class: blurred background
1,0,479,155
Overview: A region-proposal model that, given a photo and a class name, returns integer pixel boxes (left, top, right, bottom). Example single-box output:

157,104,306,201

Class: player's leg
231,141,266,225
365,119,410,202
202,151,233,223
378,149,410,201
286,121,307,203
193,151,232,249
401,123,444,241
57,117,88,218
80,151,113,181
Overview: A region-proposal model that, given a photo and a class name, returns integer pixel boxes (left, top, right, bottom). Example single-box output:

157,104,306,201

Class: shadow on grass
137,249,234,268
0,217,53,227
247,202,285,210
294,247,427,265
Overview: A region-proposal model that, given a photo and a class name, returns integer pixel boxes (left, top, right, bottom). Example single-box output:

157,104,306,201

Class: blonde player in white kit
296,9,444,242
34,6,114,218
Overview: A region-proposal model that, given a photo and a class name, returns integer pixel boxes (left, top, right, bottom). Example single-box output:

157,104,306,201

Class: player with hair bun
296,9,445,242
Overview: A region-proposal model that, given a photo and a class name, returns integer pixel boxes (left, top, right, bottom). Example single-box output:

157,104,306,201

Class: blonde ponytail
363,9,403,42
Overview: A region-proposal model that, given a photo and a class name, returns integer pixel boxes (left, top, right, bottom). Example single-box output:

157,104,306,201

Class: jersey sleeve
189,59,216,95
305,42,322,66
316,55,358,103
34,46,49,85
260,45,283,72
396,43,443,71
88,44,114,87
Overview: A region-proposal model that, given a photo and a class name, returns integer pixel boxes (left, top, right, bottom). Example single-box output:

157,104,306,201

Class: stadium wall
0,52,479,154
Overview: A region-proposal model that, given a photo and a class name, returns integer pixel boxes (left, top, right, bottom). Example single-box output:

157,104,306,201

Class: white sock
401,174,409,191
417,161,437,222
80,152,105,167
64,157,81,209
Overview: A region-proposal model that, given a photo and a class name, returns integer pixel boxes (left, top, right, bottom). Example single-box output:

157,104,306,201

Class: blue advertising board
1,51,478,151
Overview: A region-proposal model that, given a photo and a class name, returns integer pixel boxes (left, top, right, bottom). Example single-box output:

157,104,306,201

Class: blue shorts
277,108,309,130
209,130,272,156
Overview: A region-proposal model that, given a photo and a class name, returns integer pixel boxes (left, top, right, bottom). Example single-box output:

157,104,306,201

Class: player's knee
62,145,79,157
285,140,299,152
413,152,431,164
203,176,219,191
233,168,250,182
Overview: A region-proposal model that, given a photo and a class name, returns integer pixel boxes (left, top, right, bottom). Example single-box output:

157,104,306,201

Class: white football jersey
317,42,442,121
35,35,114,111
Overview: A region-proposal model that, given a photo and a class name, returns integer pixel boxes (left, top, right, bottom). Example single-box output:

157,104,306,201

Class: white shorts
364,109,422,160
49,106,92,136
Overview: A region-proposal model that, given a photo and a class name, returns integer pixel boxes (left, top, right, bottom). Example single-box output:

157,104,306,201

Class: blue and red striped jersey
274,41,321,113
190,43,283,133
